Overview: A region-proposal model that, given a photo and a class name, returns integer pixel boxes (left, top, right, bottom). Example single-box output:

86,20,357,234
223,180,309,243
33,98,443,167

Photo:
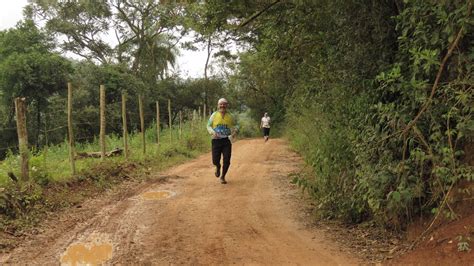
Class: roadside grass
0,121,209,186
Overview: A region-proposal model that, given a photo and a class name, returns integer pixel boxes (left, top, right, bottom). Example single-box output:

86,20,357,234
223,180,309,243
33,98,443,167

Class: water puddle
61,241,112,266
141,190,175,200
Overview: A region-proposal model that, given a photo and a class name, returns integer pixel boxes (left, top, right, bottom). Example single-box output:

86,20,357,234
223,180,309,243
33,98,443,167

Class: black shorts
211,138,232,167
263,127,270,136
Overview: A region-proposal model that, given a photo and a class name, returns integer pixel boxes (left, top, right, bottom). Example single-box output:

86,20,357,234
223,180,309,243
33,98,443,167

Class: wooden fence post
168,99,172,142
139,95,146,155
43,113,48,169
191,109,196,133
122,92,129,159
203,104,207,120
67,82,76,175
156,101,160,146
179,110,182,139
100,85,106,160
14,97,29,181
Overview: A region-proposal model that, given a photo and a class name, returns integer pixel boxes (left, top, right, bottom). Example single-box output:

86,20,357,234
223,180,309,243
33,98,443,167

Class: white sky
0,1,209,78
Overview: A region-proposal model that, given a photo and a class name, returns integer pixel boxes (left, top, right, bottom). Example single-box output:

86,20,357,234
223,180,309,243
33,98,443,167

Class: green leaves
457,236,471,252
252,0,474,228
389,191,401,203
0,21,71,106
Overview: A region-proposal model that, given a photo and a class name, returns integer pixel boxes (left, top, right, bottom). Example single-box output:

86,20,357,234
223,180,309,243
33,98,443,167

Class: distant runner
260,112,271,142
207,98,239,184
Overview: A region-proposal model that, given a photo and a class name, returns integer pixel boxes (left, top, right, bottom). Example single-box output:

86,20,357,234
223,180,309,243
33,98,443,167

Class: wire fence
0,83,212,184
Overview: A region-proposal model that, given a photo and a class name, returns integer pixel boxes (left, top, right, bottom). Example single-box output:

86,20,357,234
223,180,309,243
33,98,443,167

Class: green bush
237,110,260,138
249,0,474,228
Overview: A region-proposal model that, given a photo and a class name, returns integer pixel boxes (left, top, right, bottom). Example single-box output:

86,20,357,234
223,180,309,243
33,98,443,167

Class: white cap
218,98,228,104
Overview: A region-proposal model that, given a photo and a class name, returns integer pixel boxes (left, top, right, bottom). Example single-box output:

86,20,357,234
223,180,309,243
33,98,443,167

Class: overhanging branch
237,0,281,29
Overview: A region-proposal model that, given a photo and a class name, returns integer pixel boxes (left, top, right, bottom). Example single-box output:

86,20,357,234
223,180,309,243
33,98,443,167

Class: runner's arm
207,113,216,135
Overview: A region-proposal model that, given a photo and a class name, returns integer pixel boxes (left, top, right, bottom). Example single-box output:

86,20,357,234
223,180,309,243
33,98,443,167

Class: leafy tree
181,0,273,107
27,0,183,89
26,0,112,63
0,20,72,147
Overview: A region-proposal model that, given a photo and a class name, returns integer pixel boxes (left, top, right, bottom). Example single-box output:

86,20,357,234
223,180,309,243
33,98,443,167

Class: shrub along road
1,139,358,264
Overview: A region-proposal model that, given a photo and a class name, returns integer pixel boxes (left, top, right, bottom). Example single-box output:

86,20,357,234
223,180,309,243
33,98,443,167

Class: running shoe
215,166,221,178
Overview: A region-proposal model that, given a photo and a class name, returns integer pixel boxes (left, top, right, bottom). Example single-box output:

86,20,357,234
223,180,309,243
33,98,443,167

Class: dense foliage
0,20,72,153
199,0,473,228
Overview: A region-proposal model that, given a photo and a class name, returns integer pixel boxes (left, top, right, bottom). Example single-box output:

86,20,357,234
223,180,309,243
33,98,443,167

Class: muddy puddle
61,235,113,266
141,190,175,200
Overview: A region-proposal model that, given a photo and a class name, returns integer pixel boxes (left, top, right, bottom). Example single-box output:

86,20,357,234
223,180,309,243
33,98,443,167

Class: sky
0,1,209,78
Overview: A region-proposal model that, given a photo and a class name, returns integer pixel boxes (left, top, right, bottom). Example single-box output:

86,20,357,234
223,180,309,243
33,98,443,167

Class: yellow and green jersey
207,111,239,139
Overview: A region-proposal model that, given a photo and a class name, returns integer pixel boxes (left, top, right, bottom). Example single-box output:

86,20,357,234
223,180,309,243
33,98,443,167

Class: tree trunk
204,35,212,108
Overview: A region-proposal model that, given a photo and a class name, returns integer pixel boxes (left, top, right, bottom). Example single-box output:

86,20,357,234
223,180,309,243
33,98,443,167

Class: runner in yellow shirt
207,98,239,184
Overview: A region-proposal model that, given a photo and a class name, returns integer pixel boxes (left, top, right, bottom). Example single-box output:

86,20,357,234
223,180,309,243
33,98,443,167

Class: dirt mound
394,214,474,264
393,190,474,265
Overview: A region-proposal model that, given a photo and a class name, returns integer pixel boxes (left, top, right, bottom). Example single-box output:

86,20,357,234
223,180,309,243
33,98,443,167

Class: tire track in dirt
2,138,359,265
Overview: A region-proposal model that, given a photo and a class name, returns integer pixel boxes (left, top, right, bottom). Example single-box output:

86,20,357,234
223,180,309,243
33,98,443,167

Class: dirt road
2,139,359,265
